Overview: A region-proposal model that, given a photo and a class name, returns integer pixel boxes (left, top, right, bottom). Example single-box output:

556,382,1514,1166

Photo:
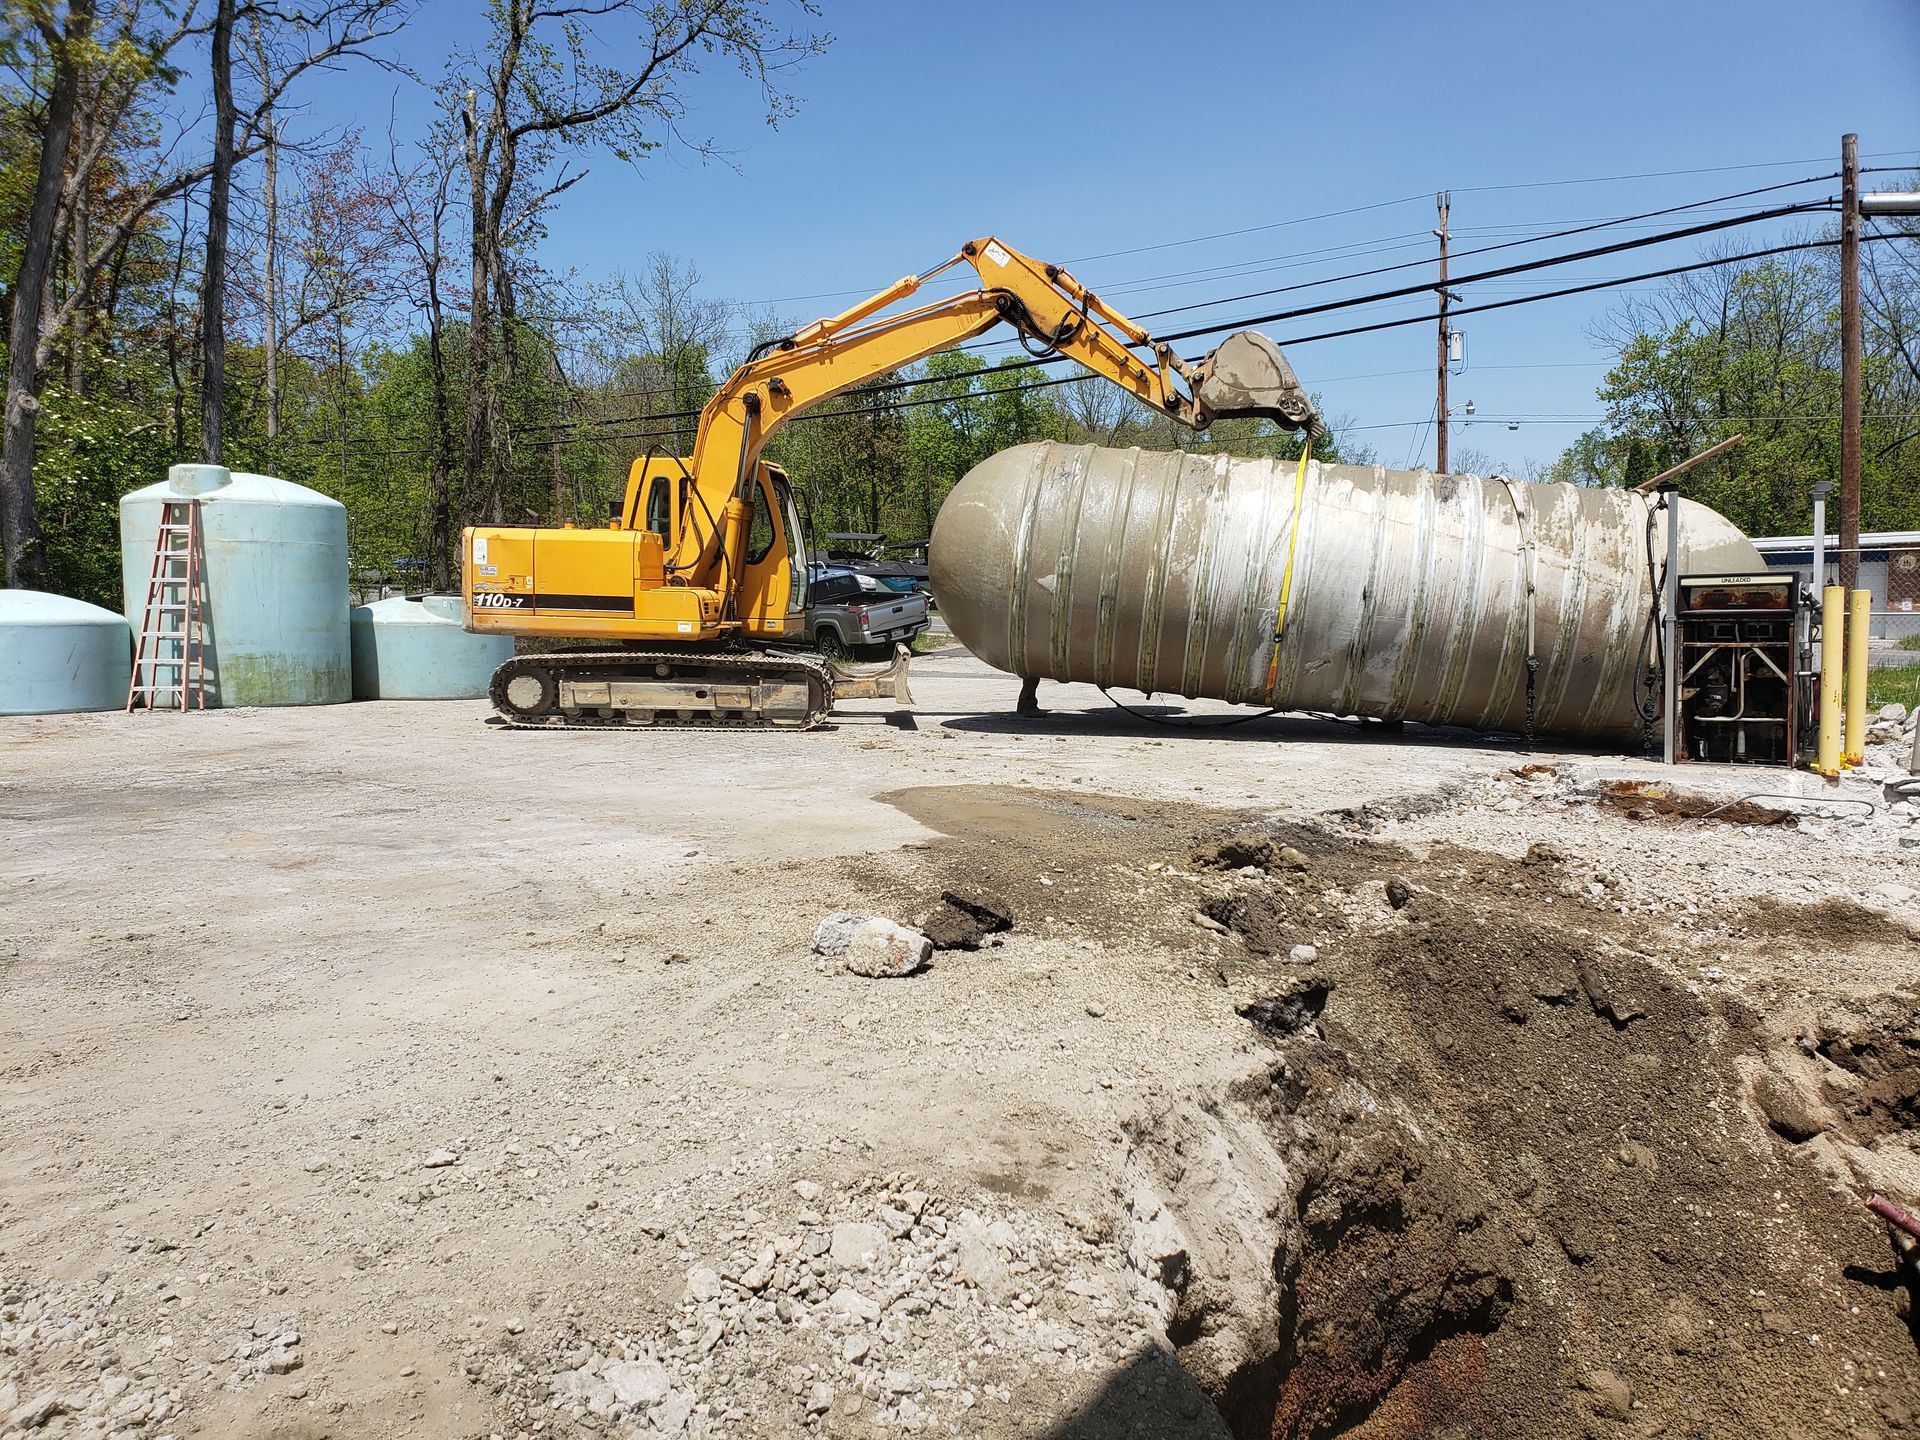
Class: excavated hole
860,784,1920,1438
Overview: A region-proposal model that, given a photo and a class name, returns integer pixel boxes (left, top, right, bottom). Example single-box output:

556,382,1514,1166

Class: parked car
805,567,929,658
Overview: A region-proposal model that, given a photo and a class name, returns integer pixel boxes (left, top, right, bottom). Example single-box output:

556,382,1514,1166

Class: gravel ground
3,645,1917,1439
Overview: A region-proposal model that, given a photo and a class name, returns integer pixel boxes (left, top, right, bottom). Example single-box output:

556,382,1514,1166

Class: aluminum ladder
126,499,209,711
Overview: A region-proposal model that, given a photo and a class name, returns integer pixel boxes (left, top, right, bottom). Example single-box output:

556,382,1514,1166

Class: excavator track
489,649,835,730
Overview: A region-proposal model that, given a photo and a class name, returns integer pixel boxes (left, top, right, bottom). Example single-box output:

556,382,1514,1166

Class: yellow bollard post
1814,585,1845,776
1843,588,1871,767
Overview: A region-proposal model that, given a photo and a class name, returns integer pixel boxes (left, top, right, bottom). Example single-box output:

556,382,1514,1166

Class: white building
1751,530,1920,640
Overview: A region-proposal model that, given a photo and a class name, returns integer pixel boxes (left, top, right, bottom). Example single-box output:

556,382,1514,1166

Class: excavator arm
686,236,1319,595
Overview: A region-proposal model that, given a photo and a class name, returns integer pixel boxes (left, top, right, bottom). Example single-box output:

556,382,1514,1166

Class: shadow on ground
1041,1345,1232,1440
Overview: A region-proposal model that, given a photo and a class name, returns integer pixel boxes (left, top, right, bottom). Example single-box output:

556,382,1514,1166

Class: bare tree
453,0,828,524
199,0,411,462
1057,374,1139,447
604,252,734,453
383,127,459,584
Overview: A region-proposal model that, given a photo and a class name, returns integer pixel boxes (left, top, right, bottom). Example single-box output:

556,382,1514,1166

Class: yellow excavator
462,235,1317,728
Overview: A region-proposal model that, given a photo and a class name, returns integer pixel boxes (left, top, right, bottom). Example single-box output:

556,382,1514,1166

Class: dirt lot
4,644,1918,1439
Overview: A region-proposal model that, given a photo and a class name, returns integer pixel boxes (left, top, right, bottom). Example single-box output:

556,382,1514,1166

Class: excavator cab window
645,477,671,538
774,474,808,612
746,479,776,563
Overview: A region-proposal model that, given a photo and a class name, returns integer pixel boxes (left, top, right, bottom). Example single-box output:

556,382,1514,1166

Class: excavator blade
1193,330,1320,433
828,642,915,705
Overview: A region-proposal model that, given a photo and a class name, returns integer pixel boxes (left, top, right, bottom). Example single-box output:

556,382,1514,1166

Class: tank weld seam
1431,481,1490,726
1181,454,1233,699
1051,442,1095,682
1260,447,1314,704
1537,484,1588,731
1136,452,1182,696
1341,487,1391,716
1481,476,1539,740
1383,480,1435,720
1226,452,1284,704
1093,448,1140,689
1006,444,1051,675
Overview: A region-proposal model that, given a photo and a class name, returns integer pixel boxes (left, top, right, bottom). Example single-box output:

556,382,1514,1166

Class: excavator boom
463,236,1316,730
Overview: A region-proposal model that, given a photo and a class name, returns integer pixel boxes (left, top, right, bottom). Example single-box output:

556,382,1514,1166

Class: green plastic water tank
350,594,513,699
120,464,349,706
0,589,132,714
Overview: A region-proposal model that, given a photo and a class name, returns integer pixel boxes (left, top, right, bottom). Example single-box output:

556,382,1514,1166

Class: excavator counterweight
461,236,1315,730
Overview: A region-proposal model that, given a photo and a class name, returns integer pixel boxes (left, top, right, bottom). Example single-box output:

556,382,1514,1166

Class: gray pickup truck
806,568,929,658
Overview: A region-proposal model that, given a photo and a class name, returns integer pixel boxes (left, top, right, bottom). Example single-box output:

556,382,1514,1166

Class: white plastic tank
350,594,513,699
119,463,350,707
0,589,132,714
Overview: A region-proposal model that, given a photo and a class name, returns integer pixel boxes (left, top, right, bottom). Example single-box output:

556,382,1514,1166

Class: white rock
805,1381,835,1415
811,912,871,957
843,1334,871,1364
302,1154,330,1173
952,1224,1011,1302
827,1287,881,1322
602,1357,670,1408
421,1149,459,1168
792,1180,823,1203
842,918,932,979
653,1388,693,1433
1880,702,1910,723
10,1394,66,1430
831,1221,887,1269
1288,943,1319,964
740,1243,776,1292
556,1368,616,1413
685,1266,723,1302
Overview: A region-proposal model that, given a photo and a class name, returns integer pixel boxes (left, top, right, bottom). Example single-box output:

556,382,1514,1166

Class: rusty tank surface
929,442,1764,744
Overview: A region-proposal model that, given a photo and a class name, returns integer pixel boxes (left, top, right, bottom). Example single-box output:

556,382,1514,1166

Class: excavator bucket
828,642,916,706
1193,330,1320,434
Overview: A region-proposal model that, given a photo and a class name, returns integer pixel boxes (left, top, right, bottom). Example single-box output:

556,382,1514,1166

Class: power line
738,152,1895,307
506,225,1882,447
263,194,1907,457
558,177,1840,409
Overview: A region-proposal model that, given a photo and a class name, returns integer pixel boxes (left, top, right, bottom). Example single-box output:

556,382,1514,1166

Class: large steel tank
930,442,1764,744
120,463,350,707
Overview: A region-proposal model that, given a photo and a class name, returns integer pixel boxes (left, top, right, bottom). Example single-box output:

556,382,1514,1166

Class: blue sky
304,0,1917,470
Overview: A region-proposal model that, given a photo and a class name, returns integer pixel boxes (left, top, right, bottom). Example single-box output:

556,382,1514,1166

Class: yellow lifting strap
1262,446,1313,703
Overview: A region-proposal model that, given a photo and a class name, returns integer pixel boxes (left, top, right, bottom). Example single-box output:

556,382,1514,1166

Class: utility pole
1839,133,1861,594
1435,191,1451,473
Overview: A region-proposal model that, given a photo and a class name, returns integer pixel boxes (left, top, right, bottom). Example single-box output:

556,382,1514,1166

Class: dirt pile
864,786,1920,1439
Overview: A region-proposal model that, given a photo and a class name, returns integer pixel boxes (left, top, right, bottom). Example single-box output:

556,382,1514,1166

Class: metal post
1845,588,1872,767
1434,191,1450,473
1812,480,1832,589
1661,481,1680,763
1840,133,1862,594
1816,586,1846,776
